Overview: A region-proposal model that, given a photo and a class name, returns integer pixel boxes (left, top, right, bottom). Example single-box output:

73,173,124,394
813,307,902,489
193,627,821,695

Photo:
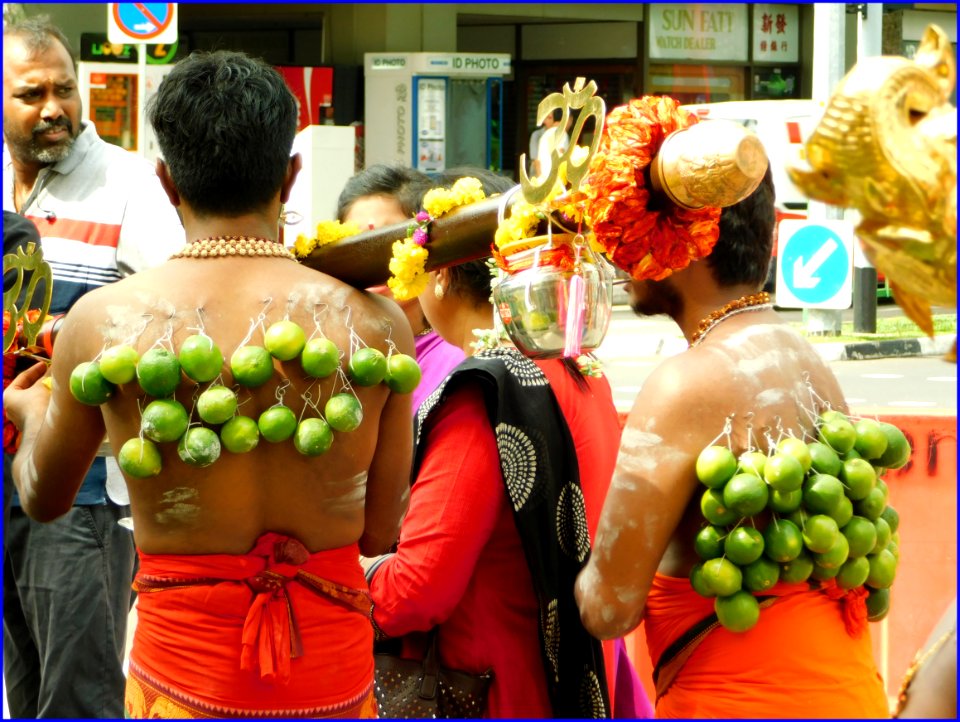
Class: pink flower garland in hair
581,96,722,282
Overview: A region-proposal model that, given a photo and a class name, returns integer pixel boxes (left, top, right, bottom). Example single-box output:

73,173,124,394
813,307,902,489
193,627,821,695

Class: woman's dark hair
336,164,432,222
437,168,514,307
706,166,776,288
147,51,298,217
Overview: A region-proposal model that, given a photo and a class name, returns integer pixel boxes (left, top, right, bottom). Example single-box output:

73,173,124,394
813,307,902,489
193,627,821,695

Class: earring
278,204,303,227
434,284,445,300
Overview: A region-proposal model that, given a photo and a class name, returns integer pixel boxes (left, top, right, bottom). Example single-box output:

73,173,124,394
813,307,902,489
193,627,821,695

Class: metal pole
805,3,846,336
851,2,882,333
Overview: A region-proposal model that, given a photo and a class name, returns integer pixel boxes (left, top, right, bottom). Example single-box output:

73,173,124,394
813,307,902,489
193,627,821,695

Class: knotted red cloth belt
134,533,371,686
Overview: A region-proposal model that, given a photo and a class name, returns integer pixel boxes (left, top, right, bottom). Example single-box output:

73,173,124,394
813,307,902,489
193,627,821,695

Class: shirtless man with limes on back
4,50,414,719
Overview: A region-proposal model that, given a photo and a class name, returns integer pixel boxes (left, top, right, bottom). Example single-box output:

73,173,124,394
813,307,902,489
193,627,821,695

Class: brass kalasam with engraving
787,24,957,338
4,242,53,354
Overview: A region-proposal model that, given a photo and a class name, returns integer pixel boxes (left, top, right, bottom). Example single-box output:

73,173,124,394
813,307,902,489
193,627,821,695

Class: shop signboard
647,4,748,61
752,5,799,63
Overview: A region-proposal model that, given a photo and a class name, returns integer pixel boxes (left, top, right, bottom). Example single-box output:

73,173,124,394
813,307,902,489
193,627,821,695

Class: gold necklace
689,292,772,346
170,236,296,260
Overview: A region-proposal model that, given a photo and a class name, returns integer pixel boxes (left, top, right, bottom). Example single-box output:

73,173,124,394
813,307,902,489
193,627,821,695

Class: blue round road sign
781,224,850,305
112,3,174,41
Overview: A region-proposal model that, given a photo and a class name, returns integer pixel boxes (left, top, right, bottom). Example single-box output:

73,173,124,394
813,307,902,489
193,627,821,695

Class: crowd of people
3,12,952,721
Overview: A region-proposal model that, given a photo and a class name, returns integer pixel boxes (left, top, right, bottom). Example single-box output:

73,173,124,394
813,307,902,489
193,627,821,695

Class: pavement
598,302,957,364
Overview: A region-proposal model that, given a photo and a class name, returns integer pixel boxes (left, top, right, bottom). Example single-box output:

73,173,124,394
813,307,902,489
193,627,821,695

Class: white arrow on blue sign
775,220,854,310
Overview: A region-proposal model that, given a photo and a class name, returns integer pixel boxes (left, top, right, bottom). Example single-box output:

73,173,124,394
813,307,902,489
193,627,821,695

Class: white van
680,100,826,290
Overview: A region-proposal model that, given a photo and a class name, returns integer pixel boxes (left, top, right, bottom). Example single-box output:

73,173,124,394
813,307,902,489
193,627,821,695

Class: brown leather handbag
373,630,493,718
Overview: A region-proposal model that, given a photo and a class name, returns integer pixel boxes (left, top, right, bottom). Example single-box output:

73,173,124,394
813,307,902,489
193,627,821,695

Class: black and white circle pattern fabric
476,348,548,387
414,383,446,441
495,422,538,511
542,598,560,684
557,482,590,562
580,668,607,718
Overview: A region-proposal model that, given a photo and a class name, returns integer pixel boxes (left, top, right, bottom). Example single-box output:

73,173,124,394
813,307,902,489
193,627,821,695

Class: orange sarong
125,533,378,718
644,573,890,719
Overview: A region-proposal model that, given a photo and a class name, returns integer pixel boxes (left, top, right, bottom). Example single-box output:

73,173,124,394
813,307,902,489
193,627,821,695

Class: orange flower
582,96,721,281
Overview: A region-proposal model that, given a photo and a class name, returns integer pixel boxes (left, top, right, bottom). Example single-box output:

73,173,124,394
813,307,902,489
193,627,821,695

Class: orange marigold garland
580,96,722,281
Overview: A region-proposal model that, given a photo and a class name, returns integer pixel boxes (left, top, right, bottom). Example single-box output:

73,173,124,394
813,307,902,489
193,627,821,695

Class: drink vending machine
363,52,511,174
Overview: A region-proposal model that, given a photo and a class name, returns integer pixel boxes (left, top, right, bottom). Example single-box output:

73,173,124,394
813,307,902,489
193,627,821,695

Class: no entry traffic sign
108,3,178,45
775,220,854,309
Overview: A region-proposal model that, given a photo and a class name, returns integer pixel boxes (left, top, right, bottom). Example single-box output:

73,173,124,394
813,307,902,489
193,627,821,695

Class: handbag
373,630,493,718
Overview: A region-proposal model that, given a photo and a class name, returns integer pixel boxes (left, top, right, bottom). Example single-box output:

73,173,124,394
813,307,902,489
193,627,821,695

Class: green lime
777,437,812,473
840,458,876,501
722,473,769,517
384,353,422,394
257,405,298,442
779,550,814,583
829,495,854,528
802,514,840,554
294,417,334,456
700,488,738,526
865,587,891,621
140,398,189,443
762,518,803,562
842,515,878,558
197,385,238,425
69,361,115,405
802,473,845,515
177,426,221,467
818,418,857,454
136,348,182,397
694,525,727,560
264,320,307,361
873,517,892,551
696,446,738,488
701,557,742,597
853,419,889,461
785,508,808,529
813,533,849,569
300,337,341,379
230,346,275,387
811,562,841,581
689,563,716,598
178,334,223,383
807,441,842,477
867,549,897,589
324,393,363,433
742,556,780,592
738,450,767,477
348,347,388,386
836,556,870,590
715,591,760,633
768,488,803,514
880,505,900,535
724,526,765,565
875,422,911,469
98,344,139,385
764,453,805,492
854,487,887,520
220,415,260,453
820,409,849,424
117,437,162,478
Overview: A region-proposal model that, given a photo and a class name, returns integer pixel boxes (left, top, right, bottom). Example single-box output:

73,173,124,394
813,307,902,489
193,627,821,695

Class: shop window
753,67,800,99
648,64,746,104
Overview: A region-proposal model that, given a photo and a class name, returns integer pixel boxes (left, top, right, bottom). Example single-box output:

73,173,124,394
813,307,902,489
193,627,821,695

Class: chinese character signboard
648,4,748,62
752,4,799,63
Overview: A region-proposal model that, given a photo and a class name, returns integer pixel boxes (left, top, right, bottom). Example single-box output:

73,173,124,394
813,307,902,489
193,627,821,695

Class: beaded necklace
689,292,772,347
170,236,297,261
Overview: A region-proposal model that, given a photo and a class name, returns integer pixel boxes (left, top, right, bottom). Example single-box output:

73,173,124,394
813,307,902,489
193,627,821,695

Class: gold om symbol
4,242,53,353
519,77,606,204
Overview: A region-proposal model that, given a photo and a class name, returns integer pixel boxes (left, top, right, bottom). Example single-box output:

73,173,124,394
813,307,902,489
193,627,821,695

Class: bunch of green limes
691,409,909,633
69,320,422,479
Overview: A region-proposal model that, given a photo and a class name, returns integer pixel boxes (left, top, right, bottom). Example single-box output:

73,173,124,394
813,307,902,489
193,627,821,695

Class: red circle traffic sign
111,3,174,41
